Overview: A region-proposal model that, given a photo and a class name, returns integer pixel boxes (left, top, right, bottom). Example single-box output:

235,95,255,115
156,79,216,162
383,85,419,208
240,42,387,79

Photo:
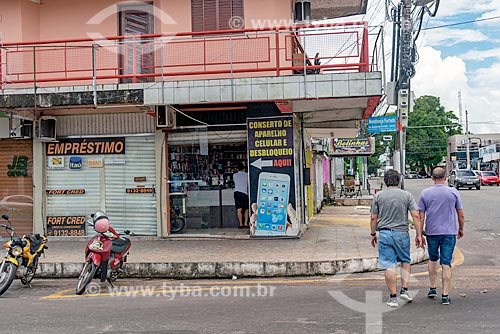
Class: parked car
448,169,481,190
406,172,418,179
476,171,500,186
417,171,428,178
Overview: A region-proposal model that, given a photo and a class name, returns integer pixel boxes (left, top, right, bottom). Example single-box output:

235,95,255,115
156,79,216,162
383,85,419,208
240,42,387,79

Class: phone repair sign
247,116,298,237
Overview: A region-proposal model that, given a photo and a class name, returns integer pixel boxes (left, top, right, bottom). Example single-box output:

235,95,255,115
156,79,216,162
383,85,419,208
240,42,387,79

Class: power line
422,15,500,31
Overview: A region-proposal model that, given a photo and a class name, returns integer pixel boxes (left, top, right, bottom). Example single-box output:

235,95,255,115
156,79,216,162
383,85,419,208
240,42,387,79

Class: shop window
191,0,244,32
169,142,247,230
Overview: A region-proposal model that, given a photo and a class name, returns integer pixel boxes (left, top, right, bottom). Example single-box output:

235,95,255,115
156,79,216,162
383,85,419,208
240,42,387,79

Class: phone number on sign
47,229,86,237
126,188,154,194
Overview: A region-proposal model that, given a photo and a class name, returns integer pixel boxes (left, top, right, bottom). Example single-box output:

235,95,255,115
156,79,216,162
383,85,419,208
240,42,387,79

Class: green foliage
406,95,462,171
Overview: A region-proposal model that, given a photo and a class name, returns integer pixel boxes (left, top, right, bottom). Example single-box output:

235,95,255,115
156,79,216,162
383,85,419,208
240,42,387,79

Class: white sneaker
399,289,413,302
386,296,398,307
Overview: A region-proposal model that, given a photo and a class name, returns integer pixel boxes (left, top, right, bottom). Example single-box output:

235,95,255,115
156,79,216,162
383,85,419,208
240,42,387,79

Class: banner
328,138,374,156
247,116,298,237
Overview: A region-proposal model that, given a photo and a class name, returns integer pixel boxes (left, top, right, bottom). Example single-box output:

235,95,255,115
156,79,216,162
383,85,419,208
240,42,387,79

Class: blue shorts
378,230,411,269
426,235,456,266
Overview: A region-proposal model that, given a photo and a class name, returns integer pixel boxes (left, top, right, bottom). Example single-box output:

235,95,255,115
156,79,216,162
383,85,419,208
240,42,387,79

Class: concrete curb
38,249,428,279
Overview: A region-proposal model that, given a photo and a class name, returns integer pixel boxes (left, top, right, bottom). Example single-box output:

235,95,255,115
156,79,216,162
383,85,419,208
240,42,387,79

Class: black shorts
234,191,249,211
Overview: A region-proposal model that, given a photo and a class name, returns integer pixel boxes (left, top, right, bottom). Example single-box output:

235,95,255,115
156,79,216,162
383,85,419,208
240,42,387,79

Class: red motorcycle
75,211,131,295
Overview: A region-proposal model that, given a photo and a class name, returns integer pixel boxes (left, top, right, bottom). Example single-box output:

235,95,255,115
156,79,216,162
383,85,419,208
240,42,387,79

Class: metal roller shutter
104,136,157,235
0,140,33,235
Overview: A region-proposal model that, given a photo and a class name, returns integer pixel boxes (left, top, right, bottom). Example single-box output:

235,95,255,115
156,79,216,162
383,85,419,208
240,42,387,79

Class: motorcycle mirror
1,214,9,221
123,230,131,235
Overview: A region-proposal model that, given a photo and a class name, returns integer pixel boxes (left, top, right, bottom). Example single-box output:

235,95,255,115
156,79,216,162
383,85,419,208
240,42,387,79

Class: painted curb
38,249,428,279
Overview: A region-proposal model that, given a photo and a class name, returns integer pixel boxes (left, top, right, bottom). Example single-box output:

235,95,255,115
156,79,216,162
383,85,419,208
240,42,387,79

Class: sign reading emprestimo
368,116,397,133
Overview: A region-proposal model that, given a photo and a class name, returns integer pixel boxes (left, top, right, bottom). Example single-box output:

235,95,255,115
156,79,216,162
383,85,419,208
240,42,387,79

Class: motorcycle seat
111,237,131,254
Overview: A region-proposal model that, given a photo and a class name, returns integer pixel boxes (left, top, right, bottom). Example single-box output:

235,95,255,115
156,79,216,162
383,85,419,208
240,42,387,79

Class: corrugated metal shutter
46,155,101,236
104,136,157,235
45,135,157,236
55,113,155,137
0,140,33,235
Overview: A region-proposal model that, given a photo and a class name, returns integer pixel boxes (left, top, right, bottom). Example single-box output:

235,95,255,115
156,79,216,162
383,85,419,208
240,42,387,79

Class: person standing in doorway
233,163,249,228
370,169,425,307
418,167,465,305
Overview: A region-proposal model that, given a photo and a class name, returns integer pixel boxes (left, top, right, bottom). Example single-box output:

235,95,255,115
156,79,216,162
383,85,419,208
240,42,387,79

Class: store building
0,0,382,237
447,134,500,173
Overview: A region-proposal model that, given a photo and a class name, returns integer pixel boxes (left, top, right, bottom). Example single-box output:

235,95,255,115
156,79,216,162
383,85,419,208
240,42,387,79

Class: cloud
435,0,500,18
413,46,500,134
461,48,500,61
423,28,489,46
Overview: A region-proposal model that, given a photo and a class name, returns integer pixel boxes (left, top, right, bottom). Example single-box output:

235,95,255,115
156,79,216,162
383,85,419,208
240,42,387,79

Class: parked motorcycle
0,214,47,296
76,211,131,295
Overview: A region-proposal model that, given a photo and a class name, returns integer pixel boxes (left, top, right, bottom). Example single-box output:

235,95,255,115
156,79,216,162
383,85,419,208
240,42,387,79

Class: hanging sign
328,138,375,156
368,116,397,133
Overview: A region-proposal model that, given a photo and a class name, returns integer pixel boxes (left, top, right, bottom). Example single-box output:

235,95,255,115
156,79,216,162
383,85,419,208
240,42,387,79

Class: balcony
0,22,383,124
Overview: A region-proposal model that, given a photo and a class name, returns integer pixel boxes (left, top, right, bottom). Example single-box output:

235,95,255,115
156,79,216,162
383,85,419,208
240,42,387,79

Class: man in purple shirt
418,167,465,305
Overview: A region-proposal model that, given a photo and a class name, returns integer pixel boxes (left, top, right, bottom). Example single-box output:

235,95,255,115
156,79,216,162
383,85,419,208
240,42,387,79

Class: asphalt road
1,179,499,334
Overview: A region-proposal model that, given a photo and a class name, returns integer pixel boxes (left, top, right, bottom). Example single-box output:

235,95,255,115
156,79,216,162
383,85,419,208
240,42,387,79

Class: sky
332,0,500,134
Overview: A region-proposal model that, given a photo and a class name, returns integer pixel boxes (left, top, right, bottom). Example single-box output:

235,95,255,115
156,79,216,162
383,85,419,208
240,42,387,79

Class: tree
406,95,462,173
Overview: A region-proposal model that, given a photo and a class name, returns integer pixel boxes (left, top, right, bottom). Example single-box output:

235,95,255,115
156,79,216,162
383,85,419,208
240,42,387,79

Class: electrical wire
422,15,500,31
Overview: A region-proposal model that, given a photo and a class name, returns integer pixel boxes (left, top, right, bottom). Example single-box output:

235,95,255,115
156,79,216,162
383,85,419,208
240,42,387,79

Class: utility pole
388,0,439,187
395,0,412,188
466,109,470,170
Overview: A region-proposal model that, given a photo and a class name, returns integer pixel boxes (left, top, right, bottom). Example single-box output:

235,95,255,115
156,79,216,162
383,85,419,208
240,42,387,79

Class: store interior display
169,143,247,192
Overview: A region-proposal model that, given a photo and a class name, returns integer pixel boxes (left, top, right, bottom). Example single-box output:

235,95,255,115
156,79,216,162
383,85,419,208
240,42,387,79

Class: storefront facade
32,111,166,237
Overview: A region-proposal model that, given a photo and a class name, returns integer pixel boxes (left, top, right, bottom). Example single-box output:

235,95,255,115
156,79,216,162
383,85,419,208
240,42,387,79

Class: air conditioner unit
156,105,176,128
11,118,33,139
0,116,33,139
38,116,57,141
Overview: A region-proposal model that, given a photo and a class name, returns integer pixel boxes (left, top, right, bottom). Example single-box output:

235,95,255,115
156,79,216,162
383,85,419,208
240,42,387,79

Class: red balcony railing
0,22,378,89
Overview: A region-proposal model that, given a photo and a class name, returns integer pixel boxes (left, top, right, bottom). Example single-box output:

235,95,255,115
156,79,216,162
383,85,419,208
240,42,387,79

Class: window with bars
191,0,244,32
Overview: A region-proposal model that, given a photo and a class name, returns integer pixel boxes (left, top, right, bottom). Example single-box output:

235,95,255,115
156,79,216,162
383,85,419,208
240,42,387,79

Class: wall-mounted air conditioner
38,116,57,141
0,116,33,139
156,105,176,128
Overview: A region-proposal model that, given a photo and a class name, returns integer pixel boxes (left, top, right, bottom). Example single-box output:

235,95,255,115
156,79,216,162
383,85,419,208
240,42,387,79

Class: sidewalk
37,204,427,279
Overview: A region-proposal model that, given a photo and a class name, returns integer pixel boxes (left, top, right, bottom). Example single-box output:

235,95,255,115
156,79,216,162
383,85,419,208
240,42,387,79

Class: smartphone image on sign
256,172,290,234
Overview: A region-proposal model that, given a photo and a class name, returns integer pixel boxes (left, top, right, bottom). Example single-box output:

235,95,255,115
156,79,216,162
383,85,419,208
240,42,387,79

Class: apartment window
191,0,244,32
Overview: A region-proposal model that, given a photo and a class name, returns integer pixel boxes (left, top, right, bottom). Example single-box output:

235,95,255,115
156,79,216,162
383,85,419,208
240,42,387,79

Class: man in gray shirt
370,169,425,307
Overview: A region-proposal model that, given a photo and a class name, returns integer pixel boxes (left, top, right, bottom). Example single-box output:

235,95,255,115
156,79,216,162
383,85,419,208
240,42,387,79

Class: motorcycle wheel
0,261,17,297
21,255,39,286
170,217,186,234
75,262,98,295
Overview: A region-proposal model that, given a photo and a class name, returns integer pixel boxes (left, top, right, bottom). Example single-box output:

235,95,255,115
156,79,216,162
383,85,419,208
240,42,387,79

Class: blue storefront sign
368,116,397,133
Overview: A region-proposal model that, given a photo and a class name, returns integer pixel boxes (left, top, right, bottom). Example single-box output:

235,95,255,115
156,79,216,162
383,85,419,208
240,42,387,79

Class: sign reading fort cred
46,137,126,156
46,216,86,237
46,189,86,195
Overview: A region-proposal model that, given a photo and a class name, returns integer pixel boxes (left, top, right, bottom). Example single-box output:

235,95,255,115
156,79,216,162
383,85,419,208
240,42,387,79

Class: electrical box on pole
398,88,409,127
